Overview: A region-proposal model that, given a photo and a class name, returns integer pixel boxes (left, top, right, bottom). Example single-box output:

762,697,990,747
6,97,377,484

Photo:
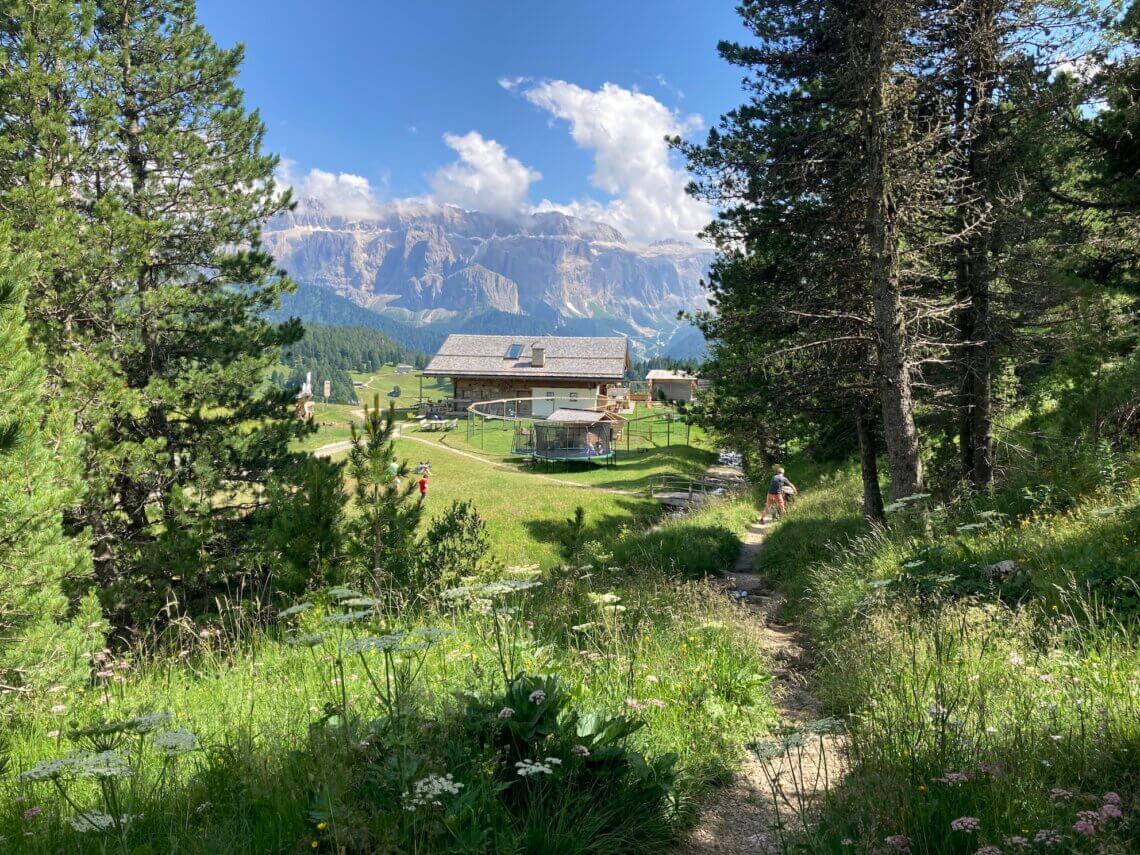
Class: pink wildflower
975,848,1002,855
951,817,981,833
1072,820,1096,837
22,807,42,823
1102,792,1121,805
1003,835,1029,848
1033,829,1062,847
884,834,910,850
1099,803,1122,821
1049,787,1072,801
938,771,974,785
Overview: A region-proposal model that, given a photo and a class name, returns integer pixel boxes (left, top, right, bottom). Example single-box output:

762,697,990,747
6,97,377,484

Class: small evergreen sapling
346,395,423,601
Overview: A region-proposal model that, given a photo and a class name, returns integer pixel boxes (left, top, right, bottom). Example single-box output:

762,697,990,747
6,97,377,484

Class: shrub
417,500,491,596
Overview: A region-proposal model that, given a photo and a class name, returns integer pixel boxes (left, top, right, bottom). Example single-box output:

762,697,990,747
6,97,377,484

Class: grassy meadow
2,395,770,852
753,451,1140,852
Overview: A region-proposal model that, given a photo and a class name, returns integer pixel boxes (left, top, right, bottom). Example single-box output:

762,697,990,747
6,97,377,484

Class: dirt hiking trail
678,511,845,854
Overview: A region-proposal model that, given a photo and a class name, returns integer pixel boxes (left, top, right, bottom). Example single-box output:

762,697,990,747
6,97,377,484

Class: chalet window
568,391,579,401
505,343,523,359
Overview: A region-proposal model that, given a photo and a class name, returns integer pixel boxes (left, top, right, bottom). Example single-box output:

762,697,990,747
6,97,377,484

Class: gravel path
678,515,845,853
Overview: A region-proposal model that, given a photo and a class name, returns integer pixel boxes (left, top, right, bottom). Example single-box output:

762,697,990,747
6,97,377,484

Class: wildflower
402,773,463,810
316,822,327,830
840,840,855,848
1102,792,1121,805
1033,829,1062,847
1037,673,1054,684
937,771,973,785
515,758,556,777
22,807,42,823
646,698,666,709
526,620,534,629
67,811,137,832
917,785,927,792
951,817,981,833
571,744,590,758
1099,803,1122,821
1072,820,1096,837
624,698,645,712
1049,787,1072,801
528,690,547,704
497,707,515,720
976,848,1002,855
1003,836,1029,848
153,728,199,756
587,592,621,606
1008,651,1025,667
50,704,67,714
277,602,312,619
310,842,318,850
884,834,911,850
645,674,659,683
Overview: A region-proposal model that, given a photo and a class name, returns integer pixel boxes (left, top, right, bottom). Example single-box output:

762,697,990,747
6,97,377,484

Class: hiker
418,473,428,500
761,466,797,522
388,459,401,489
415,460,431,476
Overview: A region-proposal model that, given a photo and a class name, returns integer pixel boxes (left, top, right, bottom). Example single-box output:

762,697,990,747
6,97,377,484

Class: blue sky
197,1,747,242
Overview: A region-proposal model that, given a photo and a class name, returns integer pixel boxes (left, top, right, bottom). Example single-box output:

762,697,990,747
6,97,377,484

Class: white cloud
428,131,541,217
510,79,711,243
276,159,385,220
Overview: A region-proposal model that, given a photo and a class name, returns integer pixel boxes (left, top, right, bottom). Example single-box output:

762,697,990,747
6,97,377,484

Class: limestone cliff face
262,200,713,329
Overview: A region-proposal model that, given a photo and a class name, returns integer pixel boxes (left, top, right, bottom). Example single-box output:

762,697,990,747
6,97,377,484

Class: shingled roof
423,335,629,381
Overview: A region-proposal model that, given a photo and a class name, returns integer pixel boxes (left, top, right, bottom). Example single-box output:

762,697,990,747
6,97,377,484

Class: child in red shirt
418,475,428,499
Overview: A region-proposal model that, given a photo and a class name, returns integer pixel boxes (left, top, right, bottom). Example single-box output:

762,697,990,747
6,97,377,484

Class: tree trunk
954,0,998,487
864,8,924,500
856,400,886,524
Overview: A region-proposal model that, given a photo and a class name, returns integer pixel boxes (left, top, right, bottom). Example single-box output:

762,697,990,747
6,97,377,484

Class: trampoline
466,396,690,463
517,409,618,462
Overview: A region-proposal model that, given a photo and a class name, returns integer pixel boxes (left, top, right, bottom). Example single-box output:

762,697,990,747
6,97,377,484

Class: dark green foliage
272,282,447,354
0,233,101,695
417,500,490,594
273,323,426,403
559,506,588,564
283,324,423,372
263,458,347,596
457,673,679,852
0,0,310,625
345,396,423,599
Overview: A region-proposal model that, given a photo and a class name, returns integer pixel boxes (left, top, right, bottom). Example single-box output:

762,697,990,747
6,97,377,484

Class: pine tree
264,457,347,596
346,396,423,601
1,0,310,622
0,231,102,695
679,0,948,507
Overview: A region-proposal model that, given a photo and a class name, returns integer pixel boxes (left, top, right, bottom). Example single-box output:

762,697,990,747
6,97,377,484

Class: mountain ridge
262,199,713,358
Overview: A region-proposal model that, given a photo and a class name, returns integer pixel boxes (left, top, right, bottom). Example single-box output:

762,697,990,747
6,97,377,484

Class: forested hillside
272,324,425,404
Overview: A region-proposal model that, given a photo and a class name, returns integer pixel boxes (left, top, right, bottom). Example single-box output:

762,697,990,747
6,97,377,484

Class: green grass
350,364,449,409
753,453,1140,852
1,496,773,853
389,436,663,568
